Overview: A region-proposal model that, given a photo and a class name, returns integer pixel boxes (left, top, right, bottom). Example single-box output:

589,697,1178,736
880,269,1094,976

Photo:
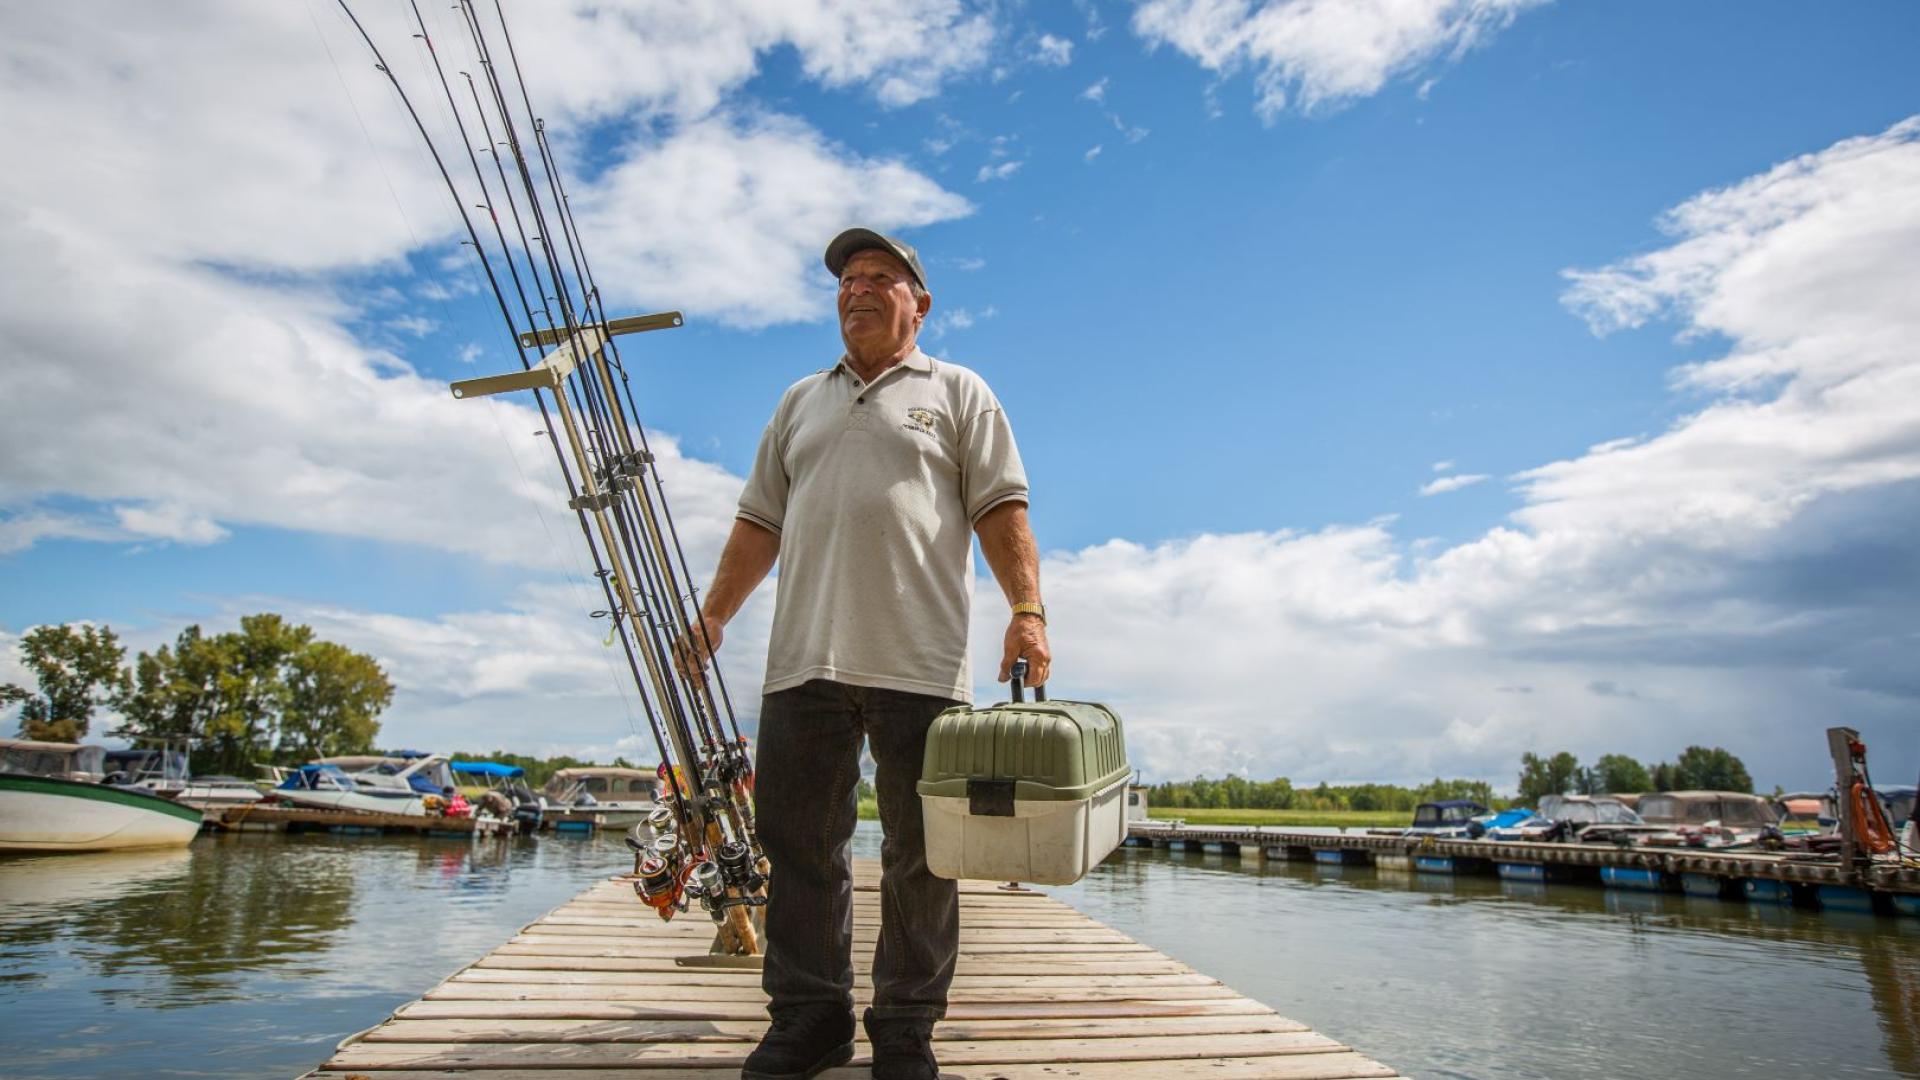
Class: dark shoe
743,1003,854,1080
863,1008,939,1080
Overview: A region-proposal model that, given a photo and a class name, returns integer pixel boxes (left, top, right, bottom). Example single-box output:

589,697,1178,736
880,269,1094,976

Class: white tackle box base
921,774,1128,886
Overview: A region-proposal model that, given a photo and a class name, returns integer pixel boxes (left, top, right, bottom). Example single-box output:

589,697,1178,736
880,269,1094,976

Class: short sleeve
736,410,789,534
961,401,1028,523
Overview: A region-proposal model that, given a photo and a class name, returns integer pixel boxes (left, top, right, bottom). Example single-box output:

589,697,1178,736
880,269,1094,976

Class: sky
2,0,1917,794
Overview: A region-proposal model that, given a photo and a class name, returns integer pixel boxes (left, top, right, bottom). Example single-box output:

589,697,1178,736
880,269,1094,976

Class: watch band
1010,602,1046,624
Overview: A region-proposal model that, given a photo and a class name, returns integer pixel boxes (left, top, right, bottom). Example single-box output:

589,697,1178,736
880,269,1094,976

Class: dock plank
310,861,1400,1078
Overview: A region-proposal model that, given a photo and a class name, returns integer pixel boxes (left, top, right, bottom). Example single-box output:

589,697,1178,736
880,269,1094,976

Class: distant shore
853,800,1408,829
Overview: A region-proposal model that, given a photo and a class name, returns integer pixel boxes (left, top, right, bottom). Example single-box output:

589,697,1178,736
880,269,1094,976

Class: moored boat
540,766,656,830
1636,790,1779,848
103,741,264,811
0,738,203,853
271,764,428,816
451,760,544,834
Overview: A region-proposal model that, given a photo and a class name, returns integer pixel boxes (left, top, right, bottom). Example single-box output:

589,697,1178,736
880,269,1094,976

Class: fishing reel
715,840,766,894
682,849,767,923
685,860,729,922
633,854,682,919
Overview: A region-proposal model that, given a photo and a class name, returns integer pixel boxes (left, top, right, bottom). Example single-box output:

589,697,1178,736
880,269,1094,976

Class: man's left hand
999,614,1051,690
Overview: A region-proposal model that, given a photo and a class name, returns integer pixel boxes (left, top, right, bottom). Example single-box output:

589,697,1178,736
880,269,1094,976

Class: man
680,228,1050,1080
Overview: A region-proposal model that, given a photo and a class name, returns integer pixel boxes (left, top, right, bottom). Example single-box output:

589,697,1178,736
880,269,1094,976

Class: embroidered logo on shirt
902,407,938,438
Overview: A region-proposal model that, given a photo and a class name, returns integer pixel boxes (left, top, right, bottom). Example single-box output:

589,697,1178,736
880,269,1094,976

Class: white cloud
0,3,976,560
1132,0,1547,120
577,114,972,328
1032,33,1075,66
1419,473,1489,496
1081,77,1110,103
1432,459,1456,472
976,161,1024,182
113,503,231,546
926,305,996,340
1085,144,1105,162
385,315,438,338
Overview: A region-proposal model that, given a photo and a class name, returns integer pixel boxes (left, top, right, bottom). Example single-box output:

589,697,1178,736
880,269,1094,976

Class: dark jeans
755,679,960,1021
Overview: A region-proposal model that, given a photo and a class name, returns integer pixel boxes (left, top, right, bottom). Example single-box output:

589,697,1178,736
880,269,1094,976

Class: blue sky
3,1,1918,792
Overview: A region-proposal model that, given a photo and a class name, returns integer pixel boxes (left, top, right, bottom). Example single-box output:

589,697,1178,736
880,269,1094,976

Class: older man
683,228,1049,1080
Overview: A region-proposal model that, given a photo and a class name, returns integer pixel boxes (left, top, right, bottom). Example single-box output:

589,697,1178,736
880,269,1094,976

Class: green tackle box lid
918,700,1130,803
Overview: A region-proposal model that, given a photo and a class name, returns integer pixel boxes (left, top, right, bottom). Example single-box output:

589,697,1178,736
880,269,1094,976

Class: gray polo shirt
737,348,1027,702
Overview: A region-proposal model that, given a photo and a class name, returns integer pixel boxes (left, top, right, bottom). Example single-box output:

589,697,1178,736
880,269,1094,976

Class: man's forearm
703,518,781,625
975,502,1040,606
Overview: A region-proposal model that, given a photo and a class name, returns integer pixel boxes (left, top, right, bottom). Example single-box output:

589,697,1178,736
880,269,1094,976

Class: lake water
1,825,1914,1079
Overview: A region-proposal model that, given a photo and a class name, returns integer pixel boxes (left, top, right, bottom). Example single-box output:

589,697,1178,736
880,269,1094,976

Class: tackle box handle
1010,658,1048,703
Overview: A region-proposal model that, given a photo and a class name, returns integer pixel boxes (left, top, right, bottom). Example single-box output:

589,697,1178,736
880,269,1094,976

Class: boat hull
272,789,428,816
0,775,203,853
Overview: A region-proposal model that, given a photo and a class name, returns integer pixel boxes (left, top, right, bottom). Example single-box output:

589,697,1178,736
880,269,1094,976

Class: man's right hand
673,614,726,677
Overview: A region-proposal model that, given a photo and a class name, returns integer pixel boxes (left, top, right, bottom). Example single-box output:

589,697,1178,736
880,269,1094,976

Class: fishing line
304,0,427,254
449,0,704,815
335,0,683,801
338,1,770,931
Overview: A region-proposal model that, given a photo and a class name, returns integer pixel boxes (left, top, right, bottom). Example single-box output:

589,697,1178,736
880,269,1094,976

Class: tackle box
918,662,1130,885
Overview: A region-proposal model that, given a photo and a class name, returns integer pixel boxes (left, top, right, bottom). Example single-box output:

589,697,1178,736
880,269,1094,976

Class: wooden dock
1126,822,1920,915
208,804,515,838
305,861,1399,1078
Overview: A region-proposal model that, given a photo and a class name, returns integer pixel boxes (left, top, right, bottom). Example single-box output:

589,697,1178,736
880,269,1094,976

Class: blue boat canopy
451,761,526,778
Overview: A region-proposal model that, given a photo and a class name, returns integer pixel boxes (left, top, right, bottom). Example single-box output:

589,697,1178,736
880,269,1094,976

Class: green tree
1650,761,1677,792
1669,746,1753,792
116,614,390,775
1517,751,1582,804
1592,753,1653,794
1,624,127,742
277,641,392,762
200,614,312,774
116,625,225,743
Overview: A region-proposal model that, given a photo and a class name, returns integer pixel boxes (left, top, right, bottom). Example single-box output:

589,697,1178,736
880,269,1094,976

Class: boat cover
451,761,527,778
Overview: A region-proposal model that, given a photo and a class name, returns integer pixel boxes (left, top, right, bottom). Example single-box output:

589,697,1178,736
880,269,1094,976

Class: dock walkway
307,860,1398,1078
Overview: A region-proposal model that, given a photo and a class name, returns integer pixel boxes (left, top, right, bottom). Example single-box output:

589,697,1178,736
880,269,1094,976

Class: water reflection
1056,842,1920,1080
0,832,630,1079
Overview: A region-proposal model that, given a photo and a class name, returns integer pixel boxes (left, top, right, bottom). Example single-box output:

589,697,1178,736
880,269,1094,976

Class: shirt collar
834,347,934,380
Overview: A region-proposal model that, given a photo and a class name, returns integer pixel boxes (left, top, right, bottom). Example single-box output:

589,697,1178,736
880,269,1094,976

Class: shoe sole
741,1040,854,1080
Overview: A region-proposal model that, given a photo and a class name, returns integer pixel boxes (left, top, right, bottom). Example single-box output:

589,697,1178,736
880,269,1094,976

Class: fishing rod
332,0,766,955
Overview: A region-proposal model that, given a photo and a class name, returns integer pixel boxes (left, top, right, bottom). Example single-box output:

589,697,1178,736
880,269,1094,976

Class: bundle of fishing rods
334,0,767,951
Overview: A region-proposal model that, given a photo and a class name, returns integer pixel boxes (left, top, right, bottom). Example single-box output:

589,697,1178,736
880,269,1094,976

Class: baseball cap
823,228,928,292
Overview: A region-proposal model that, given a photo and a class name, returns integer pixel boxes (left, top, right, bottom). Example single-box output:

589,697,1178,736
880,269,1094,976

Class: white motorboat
316,752,455,799
0,739,204,853
103,741,264,811
271,764,428,816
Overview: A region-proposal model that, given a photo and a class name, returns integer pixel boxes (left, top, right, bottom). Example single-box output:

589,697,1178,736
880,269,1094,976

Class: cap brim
824,228,924,290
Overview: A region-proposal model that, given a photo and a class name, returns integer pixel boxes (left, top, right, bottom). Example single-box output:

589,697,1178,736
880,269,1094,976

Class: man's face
837,248,929,357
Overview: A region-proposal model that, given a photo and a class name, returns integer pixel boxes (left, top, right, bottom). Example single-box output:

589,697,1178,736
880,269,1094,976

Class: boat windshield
1883,789,1915,825
1,742,105,778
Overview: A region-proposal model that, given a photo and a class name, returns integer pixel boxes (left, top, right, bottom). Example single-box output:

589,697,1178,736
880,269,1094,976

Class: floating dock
207,804,514,838
304,860,1400,1078
1128,822,1920,915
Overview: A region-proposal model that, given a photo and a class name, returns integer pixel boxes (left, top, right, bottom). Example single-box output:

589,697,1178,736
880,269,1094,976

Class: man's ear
916,290,933,323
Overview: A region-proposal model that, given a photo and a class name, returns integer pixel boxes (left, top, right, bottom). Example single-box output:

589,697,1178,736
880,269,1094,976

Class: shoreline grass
1147,806,1410,828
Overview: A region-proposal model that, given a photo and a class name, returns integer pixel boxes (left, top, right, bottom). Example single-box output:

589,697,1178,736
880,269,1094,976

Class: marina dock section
1128,822,1920,915
305,860,1401,1078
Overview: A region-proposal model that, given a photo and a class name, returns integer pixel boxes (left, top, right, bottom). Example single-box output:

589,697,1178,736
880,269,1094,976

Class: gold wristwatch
1010,602,1046,624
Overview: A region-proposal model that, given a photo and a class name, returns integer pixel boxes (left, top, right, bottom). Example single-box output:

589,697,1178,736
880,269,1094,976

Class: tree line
1515,746,1752,803
1147,745,1756,812
2,617,393,776
1148,775,1499,812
